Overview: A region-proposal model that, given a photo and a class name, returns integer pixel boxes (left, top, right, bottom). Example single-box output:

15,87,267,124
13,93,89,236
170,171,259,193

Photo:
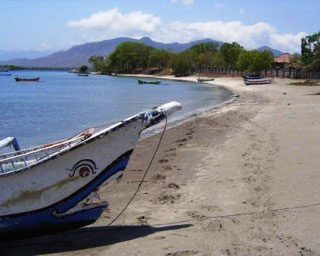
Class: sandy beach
2,76,320,255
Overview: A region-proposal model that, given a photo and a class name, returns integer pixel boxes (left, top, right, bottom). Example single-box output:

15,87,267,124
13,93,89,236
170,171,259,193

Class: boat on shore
0,102,181,238
137,79,161,84
242,73,273,85
244,78,273,85
197,78,215,82
15,77,40,82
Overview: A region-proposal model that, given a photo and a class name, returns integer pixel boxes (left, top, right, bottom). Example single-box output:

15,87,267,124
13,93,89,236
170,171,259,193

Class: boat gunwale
0,112,145,177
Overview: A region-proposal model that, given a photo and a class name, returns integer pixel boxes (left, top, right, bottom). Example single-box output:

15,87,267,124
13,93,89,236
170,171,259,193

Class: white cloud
67,8,306,53
67,8,161,35
171,0,194,6
270,32,307,53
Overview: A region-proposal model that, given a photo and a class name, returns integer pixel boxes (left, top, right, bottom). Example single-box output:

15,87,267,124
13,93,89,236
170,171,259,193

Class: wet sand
2,77,320,255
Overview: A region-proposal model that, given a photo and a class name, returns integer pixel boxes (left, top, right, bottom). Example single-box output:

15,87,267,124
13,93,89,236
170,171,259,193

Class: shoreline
3,76,320,255
120,74,240,139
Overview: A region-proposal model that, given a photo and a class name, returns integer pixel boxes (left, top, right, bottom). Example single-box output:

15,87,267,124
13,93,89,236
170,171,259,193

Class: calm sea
0,71,232,148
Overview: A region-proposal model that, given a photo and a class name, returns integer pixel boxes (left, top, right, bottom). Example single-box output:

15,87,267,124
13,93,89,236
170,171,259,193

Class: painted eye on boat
68,159,98,178
79,167,90,177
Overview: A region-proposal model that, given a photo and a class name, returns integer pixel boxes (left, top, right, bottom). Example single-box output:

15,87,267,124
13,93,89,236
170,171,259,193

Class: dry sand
2,76,320,255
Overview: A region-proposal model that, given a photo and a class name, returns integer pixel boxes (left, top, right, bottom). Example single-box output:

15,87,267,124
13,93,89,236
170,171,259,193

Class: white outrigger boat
0,102,181,238
244,77,273,85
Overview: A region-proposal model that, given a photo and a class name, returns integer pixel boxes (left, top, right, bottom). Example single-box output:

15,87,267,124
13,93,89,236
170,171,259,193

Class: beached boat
244,78,273,85
137,79,161,84
197,78,215,82
15,77,40,82
0,102,181,238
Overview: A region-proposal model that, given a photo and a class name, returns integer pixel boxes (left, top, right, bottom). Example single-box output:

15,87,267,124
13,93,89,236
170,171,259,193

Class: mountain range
0,37,283,68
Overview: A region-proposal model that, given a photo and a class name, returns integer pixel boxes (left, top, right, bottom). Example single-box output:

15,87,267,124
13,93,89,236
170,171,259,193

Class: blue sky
1,0,319,53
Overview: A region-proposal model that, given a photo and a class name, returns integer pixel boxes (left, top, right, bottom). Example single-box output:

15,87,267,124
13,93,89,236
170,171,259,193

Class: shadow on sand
0,224,192,255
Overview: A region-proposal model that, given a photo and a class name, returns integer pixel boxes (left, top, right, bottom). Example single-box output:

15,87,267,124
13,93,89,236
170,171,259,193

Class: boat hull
0,150,132,239
244,78,273,85
15,77,40,82
0,120,144,237
0,101,182,238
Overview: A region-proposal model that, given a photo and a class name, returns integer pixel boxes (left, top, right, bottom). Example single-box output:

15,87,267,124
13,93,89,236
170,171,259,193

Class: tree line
88,32,320,75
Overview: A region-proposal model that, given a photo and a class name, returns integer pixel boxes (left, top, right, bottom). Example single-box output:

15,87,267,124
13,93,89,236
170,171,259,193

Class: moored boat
244,77,273,85
137,79,161,84
197,78,215,82
0,73,11,76
15,77,40,82
0,102,181,238
78,73,89,77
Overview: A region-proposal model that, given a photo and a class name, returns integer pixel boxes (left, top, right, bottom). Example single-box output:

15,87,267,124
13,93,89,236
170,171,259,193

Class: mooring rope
107,116,168,226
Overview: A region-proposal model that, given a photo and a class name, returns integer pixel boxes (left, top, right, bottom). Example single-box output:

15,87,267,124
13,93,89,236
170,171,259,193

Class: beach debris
137,215,149,224
233,94,240,98
283,92,287,95
168,183,180,189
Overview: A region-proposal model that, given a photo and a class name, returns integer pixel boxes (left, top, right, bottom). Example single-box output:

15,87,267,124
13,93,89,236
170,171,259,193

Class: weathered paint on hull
0,101,182,239
0,151,132,239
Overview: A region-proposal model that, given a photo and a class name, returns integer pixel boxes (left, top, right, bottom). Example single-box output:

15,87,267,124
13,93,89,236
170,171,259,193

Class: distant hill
0,37,223,68
257,46,283,56
0,49,54,61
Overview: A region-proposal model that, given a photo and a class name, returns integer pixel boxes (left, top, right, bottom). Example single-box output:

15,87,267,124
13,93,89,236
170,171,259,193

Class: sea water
0,71,233,148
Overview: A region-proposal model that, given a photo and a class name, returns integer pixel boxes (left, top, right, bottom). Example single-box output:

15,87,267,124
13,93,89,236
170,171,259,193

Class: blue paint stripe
0,151,133,236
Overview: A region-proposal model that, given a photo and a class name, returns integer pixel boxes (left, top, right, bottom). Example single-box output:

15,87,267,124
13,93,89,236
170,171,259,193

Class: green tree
79,65,88,73
188,42,218,71
89,56,105,72
171,51,196,74
237,50,273,73
301,32,320,71
220,42,244,68
107,42,152,73
148,49,171,68
189,42,218,55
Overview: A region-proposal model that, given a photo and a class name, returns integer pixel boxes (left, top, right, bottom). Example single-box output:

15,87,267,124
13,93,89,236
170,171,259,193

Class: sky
0,0,319,53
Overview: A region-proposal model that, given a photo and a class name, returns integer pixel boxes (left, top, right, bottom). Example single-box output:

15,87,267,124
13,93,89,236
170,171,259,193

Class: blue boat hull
0,150,133,240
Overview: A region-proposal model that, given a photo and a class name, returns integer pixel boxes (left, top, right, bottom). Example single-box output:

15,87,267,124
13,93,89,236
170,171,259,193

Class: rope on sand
107,116,168,226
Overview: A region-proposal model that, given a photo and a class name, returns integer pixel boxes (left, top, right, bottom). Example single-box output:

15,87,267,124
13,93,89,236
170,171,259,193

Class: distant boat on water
15,77,40,82
0,69,9,72
0,73,11,76
137,79,161,84
78,73,89,77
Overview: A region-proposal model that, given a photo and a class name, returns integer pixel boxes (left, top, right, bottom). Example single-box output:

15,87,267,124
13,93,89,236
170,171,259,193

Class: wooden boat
244,78,273,85
0,102,181,238
15,77,40,82
137,79,161,84
174,73,190,77
197,78,215,82
0,69,9,72
0,73,11,76
78,73,89,77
